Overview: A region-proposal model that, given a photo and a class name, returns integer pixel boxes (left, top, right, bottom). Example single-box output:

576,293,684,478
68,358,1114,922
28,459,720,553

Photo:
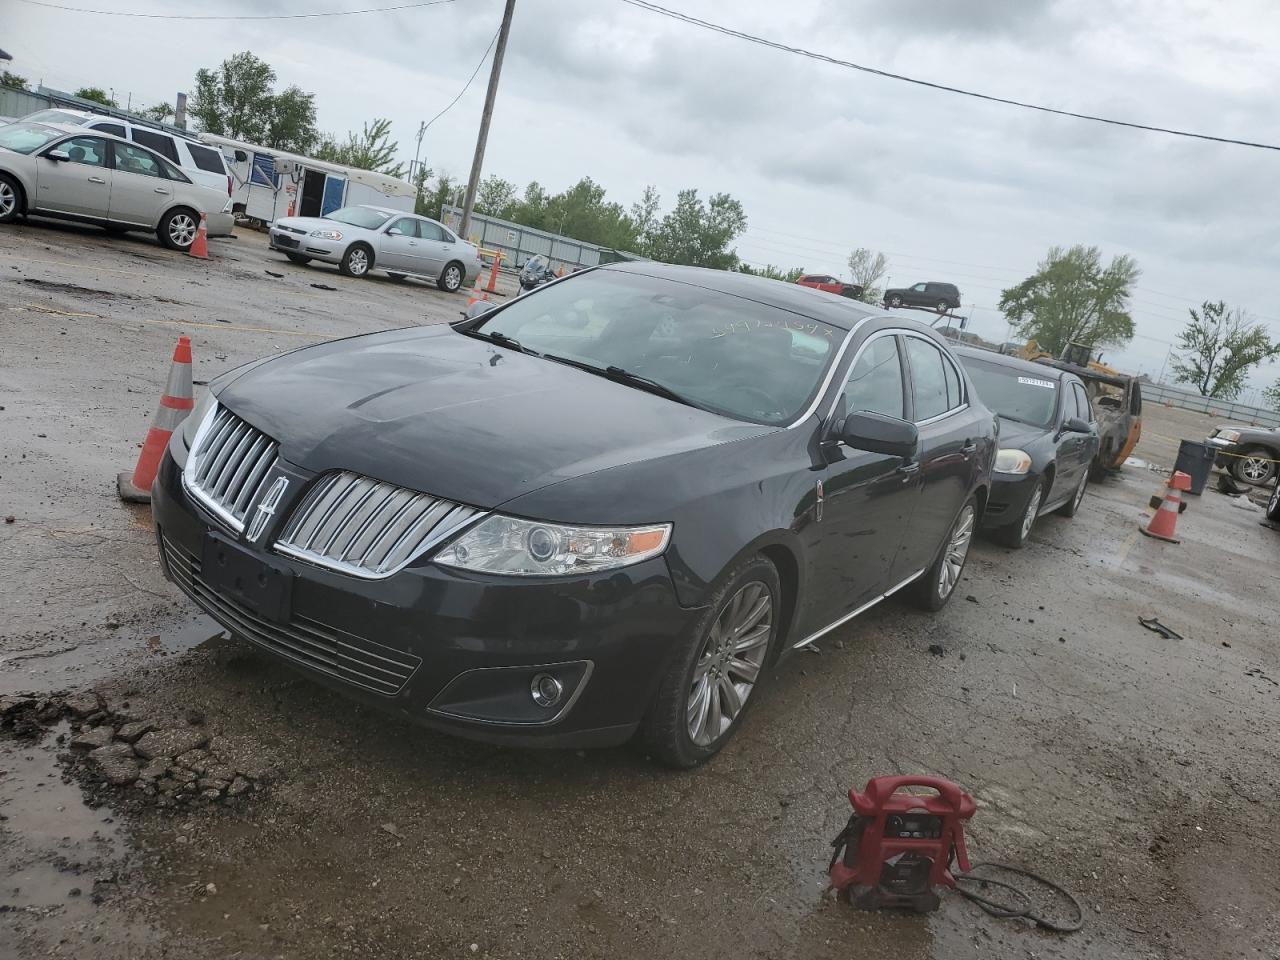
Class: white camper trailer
199,133,415,225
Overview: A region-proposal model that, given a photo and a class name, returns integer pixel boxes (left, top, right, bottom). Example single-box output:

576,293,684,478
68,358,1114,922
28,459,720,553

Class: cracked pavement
2,220,1278,959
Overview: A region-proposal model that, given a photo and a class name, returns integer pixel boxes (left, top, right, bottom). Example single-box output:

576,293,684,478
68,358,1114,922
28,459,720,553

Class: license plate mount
201,531,293,623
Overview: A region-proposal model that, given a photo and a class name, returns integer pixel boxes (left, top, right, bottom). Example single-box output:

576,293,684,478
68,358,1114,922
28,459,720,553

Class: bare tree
1170,300,1280,399
847,248,888,304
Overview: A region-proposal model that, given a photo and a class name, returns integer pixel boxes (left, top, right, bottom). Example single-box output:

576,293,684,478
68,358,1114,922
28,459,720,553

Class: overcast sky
8,0,1280,395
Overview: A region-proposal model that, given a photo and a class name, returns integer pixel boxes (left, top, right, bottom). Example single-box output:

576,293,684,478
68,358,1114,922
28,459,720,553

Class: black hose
954,862,1085,933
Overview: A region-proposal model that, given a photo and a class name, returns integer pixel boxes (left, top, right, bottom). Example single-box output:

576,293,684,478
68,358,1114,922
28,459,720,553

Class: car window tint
56,136,109,167
906,337,950,420
187,143,226,173
843,336,904,419
1073,383,1092,421
417,220,445,241
387,217,417,237
89,122,126,138
112,141,165,179
944,353,963,408
911,283,927,291
129,128,180,163
158,156,188,182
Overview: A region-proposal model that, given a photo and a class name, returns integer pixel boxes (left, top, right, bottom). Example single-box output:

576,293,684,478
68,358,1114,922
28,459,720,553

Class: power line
15,0,459,20
423,27,499,133
617,0,1280,153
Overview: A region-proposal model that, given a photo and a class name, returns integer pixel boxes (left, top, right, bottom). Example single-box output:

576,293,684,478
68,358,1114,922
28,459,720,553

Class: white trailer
198,133,414,225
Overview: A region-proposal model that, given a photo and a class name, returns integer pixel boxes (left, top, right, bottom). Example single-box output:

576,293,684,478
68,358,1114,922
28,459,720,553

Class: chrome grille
184,405,279,533
276,470,484,579
161,535,420,696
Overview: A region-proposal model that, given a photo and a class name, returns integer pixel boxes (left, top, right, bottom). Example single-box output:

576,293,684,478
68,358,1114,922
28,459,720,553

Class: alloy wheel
444,264,462,291
348,248,369,276
1269,483,1280,515
0,181,15,219
168,213,196,247
1242,456,1270,483
687,580,773,747
1020,485,1043,541
938,504,976,598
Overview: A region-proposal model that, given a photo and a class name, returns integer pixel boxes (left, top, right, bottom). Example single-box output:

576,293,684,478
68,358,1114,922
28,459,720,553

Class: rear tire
0,174,23,223
1267,480,1280,522
1229,446,1276,486
887,294,903,308
437,261,465,293
339,243,373,278
993,480,1043,549
936,300,949,312
158,207,198,251
285,252,311,265
641,555,780,768
1056,471,1088,517
908,495,977,611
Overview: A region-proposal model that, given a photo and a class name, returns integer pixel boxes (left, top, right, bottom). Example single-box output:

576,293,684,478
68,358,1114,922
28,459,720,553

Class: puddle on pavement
0,722,122,914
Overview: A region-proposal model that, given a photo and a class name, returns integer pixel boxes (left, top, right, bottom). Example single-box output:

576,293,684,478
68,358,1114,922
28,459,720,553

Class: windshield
470,270,842,425
23,110,89,126
960,356,1058,428
323,206,392,229
0,122,63,155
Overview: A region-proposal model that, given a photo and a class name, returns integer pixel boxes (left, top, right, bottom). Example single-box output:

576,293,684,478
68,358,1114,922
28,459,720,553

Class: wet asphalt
2,219,1279,960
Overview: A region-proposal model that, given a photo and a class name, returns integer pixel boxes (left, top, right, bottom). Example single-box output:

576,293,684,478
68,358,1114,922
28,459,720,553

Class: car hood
270,215,367,234
214,325,772,511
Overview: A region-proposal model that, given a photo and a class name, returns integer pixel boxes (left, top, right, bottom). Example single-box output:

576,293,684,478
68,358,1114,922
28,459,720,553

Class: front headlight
434,515,671,577
994,448,1032,475
182,390,216,449
309,229,342,241
1217,429,1241,443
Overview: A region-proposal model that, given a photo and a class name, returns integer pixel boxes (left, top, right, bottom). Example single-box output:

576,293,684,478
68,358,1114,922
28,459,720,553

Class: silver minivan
21,109,235,235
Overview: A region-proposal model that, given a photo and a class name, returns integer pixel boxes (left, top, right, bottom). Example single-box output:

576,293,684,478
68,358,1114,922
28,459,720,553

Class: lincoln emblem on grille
246,476,290,543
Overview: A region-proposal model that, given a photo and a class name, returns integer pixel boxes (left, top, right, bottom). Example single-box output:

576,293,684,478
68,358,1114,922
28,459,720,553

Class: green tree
1,71,29,90
1263,381,1280,411
191,52,316,152
541,177,637,250
137,102,174,123
630,184,661,240
1169,301,1280,399
413,168,456,219
847,248,889,304
738,262,804,282
998,245,1139,356
315,117,406,178
643,189,746,270
74,86,116,107
474,174,518,217
506,181,549,228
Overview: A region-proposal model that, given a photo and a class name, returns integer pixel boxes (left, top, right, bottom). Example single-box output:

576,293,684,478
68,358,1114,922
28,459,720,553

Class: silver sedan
0,121,232,251
268,205,483,292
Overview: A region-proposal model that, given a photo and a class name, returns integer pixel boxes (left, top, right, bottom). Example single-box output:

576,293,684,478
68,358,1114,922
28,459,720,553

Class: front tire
1267,480,1280,522
1229,446,1276,486
437,261,465,293
339,243,373,278
994,480,1044,549
285,252,312,265
158,208,198,251
908,496,977,611
0,174,23,223
935,300,949,313
1056,471,1088,517
887,294,903,308
641,556,780,768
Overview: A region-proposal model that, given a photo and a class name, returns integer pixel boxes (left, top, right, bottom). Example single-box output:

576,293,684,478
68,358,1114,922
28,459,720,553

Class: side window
52,136,108,167
386,217,417,237
89,122,126,138
187,143,226,174
129,129,180,163
418,220,445,241
943,354,964,408
911,282,927,292
906,337,950,421
842,336,905,419
112,142,165,179
1073,383,1093,421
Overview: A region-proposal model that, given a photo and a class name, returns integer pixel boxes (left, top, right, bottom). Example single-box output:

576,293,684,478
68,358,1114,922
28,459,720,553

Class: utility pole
411,120,427,212
459,0,516,241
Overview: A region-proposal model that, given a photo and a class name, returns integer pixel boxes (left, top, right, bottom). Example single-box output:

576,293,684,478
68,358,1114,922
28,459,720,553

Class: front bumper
980,472,1042,529
151,450,697,748
268,228,343,263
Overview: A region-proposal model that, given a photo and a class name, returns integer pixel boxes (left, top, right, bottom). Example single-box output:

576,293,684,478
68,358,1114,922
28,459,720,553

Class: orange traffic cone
188,213,210,260
1139,470,1191,543
466,271,488,307
117,337,194,504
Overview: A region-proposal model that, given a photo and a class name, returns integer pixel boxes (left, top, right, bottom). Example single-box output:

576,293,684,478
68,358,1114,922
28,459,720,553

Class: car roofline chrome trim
785,318,872,429
792,568,926,649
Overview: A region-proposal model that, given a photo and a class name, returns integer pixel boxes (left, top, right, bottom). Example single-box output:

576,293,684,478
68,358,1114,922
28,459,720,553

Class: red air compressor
829,775,976,912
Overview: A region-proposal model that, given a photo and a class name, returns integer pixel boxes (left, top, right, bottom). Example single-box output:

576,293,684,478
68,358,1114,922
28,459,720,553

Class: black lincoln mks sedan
952,347,1099,549
152,262,997,767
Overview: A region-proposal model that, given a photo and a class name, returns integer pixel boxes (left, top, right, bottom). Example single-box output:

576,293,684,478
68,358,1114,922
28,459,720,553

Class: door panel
378,217,420,271
35,137,112,217
108,142,171,226
416,219,451,277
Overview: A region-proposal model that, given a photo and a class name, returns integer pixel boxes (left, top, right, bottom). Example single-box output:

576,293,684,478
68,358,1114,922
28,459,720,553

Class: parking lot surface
2,222,1278,960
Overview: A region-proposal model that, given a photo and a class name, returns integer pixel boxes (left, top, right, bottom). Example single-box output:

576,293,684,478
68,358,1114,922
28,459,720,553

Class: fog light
530,672,563,708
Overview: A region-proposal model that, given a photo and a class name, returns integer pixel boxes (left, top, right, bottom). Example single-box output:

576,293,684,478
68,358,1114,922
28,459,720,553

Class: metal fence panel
440,205,606,272
0,84,54,119
1142,381,1280,428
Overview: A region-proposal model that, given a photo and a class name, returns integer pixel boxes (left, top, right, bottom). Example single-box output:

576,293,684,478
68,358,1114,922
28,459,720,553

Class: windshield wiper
542,354,697,408
462,329,539,355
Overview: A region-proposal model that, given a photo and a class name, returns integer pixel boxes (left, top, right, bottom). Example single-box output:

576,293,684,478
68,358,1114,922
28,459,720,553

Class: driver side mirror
1063,417,1092,434
46,149,70,162
838,411,919,458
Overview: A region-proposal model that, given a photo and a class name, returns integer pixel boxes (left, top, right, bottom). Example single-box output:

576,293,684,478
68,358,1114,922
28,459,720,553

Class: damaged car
152,262,996,767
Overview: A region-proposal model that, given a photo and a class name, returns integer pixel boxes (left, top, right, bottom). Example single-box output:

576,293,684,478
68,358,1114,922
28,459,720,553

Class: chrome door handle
961,440,977,453
897,460,921,475
154,187,169,194
408,241,417,246
87,176,106,184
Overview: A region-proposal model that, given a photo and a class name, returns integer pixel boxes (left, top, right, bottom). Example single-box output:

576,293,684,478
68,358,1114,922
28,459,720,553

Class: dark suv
884,281,961,313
